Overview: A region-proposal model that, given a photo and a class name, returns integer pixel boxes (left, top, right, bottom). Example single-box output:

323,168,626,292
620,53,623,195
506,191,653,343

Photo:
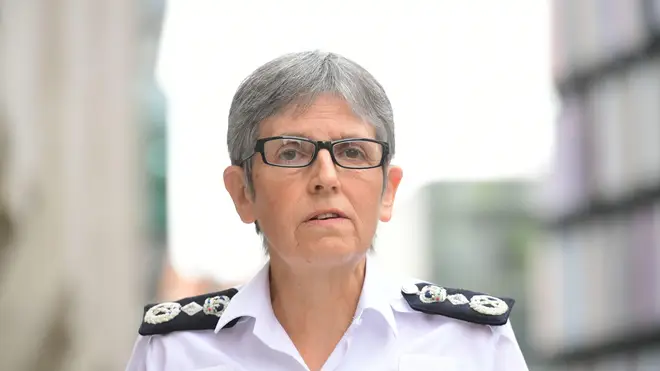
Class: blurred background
0,1,659,370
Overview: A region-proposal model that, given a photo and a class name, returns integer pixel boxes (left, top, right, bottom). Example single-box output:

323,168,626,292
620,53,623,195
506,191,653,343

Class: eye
279,148,299,161
342,147,364,159
263,137,317,166
336,143,367,159
273,140,314,164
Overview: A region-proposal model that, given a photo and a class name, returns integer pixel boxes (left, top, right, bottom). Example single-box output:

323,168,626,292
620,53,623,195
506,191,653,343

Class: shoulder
386,281,527,369
396,281,515,327
138,287,239,336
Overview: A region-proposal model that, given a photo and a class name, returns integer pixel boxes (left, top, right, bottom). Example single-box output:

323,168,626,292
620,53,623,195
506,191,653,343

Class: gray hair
226,50,396,238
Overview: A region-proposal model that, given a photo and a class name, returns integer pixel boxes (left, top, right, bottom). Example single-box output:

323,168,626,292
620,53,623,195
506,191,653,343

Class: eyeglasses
243,136,389,169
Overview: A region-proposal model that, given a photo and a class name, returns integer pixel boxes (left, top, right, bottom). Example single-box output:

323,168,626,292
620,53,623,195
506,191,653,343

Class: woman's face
224,94,402,269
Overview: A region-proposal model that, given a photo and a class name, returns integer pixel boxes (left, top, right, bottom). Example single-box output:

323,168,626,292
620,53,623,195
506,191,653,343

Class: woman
126,51,529,371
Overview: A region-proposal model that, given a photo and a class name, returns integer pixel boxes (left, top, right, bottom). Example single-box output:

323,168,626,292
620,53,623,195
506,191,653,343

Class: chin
306,239,366,261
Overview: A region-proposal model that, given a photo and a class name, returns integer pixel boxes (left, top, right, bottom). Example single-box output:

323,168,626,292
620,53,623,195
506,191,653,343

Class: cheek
343,173,384,221
252,170,301,226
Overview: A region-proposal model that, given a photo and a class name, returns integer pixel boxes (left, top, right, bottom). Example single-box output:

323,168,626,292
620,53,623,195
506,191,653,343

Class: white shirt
125,258,529,371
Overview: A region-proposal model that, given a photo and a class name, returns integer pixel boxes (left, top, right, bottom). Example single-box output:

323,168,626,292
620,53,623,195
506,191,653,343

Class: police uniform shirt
125,258,529,370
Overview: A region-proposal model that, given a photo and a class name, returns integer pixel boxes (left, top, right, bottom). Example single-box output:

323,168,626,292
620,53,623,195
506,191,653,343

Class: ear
223,165,257,224
379,165,403,222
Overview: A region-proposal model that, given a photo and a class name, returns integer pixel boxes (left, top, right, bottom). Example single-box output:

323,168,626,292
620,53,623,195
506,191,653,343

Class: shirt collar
357,253,399,336
214,254,399,337
214,260,272,333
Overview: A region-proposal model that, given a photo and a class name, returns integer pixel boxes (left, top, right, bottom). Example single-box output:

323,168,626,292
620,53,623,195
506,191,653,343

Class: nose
308,149,340,193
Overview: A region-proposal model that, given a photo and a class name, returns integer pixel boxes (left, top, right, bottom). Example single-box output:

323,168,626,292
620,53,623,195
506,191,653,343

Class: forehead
259,95,376,139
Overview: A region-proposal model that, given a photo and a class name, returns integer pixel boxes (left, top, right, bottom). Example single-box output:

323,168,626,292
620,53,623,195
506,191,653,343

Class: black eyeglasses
242,136,389,169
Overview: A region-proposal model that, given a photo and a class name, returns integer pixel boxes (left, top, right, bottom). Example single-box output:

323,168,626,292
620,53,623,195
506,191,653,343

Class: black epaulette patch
138,288,240,336
401,282,515,326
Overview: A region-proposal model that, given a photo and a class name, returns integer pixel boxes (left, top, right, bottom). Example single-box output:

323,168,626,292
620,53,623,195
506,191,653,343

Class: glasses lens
263,138,316,167
333,140,383,168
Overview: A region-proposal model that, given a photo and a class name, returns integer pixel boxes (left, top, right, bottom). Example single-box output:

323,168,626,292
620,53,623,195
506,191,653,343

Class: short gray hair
226,50,396,236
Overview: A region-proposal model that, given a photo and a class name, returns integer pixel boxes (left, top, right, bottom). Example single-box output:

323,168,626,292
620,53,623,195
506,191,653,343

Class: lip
304,208,349,222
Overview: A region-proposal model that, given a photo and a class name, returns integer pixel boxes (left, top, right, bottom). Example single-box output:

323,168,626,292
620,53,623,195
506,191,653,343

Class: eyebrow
277,132,373,140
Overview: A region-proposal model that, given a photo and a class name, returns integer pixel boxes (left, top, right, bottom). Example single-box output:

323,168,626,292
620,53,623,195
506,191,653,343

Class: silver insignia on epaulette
181,301,203,316
447,293,469,305
419,285,447,304
203,295,231,317
144,302,182,324
469,295,509,316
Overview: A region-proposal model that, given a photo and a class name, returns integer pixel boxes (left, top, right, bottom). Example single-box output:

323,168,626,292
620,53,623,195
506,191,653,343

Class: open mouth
309,212,344,221
306,210,349,222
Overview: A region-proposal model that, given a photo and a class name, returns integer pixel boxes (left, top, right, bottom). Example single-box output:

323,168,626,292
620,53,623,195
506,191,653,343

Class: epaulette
401,282,515,326
138,288,239,336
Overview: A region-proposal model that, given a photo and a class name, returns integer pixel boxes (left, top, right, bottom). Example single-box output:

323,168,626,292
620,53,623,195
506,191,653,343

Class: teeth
314,213,339,220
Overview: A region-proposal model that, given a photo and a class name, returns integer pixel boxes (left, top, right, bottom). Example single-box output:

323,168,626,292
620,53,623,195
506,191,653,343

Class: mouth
305,210,349,222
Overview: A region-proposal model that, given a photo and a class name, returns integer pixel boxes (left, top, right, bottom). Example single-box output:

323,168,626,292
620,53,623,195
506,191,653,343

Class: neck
269,255,367,371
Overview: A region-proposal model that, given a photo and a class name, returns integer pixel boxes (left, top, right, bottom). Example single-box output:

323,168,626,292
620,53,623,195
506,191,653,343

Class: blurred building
136,0,170,301
527,1,660,370
421,181,538,363
0,1,149,370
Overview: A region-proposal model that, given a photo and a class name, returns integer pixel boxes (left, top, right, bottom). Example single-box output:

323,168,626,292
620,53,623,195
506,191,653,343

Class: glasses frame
243,135,390,169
